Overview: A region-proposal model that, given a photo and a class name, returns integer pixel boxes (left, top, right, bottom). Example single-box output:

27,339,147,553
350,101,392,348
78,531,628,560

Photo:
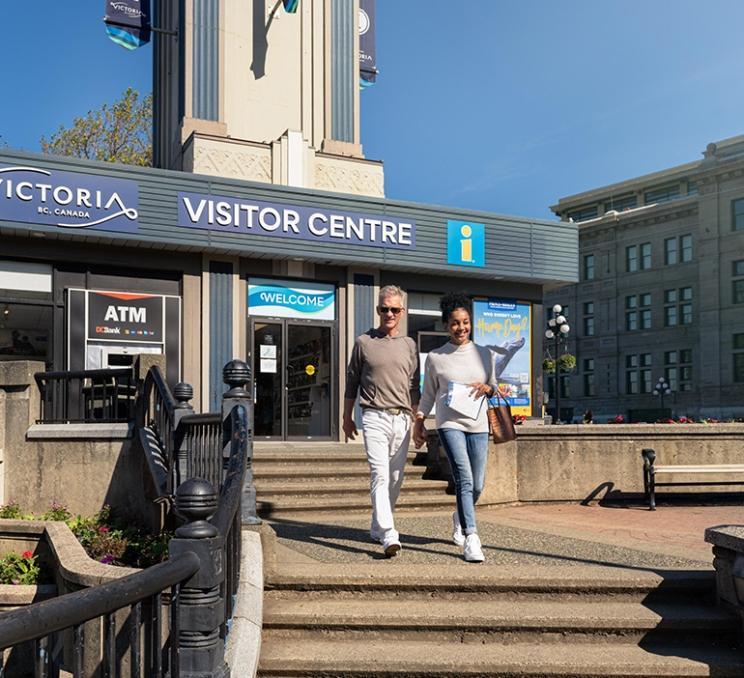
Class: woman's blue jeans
437,428,489,536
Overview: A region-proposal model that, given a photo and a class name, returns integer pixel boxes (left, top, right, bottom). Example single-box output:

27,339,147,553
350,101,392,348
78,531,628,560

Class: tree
40,88,152,166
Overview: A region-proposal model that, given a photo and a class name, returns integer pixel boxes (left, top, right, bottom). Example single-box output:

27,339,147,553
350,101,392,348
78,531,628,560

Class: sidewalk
266,502,744,571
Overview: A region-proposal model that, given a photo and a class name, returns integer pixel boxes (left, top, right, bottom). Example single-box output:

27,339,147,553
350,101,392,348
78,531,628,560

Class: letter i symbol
460,224,473,262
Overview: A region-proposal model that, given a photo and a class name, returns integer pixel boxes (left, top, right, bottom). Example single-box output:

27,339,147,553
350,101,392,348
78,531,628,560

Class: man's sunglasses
378,306,403,315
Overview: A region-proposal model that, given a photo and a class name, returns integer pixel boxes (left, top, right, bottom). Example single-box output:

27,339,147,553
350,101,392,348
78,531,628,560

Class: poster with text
472,299,532,416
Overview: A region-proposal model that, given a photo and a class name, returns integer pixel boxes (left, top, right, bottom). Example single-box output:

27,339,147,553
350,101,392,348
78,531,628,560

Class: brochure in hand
446,381,485,420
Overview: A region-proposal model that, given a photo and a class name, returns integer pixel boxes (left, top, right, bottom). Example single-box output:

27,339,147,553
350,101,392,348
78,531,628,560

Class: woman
413,293,496,562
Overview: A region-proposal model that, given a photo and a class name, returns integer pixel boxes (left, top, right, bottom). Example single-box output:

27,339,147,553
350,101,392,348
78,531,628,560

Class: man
343,285,420,557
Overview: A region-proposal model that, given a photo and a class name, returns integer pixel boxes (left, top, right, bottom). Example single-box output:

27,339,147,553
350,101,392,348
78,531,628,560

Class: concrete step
257,639,744,677
255,477,446,497
253,462,424,480
258,493,453,517
262,598,735,644
265,566,716,604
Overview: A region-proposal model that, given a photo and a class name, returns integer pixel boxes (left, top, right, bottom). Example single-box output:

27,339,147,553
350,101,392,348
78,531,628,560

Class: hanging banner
104,0,152,50
248,279,335,321
283,0,299,13
359,0,377,88
472,299,532,416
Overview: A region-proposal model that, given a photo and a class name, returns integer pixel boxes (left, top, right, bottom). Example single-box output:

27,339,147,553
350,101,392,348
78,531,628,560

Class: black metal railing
1,359,256,677
35,368,138,424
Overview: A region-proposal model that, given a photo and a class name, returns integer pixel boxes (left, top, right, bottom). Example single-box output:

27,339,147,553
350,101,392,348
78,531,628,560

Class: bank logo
0,166,139,233
447,220,485,267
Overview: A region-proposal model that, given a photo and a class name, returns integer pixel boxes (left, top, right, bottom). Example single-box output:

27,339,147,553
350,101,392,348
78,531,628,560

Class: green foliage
40,87,152,166
0,551,40,585
41,502,72,522
0,502,170,569
542,358,556,374
557,353,577,371
0,502,22,519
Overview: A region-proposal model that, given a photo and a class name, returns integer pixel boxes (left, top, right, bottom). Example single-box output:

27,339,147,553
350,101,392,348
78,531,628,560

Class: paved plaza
267,502,744,571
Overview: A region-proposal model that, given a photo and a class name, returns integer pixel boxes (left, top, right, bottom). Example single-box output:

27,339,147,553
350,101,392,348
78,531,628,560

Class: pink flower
98,526,109,534
21,551,33,559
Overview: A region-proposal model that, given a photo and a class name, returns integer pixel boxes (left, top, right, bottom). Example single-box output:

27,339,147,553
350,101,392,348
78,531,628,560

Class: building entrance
251,319,335,440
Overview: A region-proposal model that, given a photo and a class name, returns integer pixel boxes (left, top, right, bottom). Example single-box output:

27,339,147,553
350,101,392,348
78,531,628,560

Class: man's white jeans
361,408,411,542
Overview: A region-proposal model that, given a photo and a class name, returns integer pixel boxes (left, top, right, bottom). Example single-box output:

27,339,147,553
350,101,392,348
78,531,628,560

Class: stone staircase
258,565,744,677
253,443,450,518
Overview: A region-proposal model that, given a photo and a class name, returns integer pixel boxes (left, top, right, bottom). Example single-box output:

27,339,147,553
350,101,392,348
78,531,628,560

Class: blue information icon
447,220,485,267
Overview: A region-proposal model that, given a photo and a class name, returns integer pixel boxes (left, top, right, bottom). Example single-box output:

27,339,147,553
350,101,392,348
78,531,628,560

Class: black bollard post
221,360,259,525
169,478,229,678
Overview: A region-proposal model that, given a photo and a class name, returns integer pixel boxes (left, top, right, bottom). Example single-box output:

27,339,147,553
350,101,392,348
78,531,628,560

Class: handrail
137,364,177,428
211,403,248,535
0,553,199,650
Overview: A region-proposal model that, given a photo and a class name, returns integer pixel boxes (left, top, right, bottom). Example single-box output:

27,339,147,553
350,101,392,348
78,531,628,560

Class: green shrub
0,551,40,585
0,502,22,519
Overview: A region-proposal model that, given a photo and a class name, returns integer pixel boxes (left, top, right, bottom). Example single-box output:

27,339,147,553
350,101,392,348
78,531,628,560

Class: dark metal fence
35,368,138,424
2,360,255,677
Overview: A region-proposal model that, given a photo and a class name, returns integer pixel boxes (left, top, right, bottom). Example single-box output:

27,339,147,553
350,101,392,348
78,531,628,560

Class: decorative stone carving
192,140,272,183
315,156,385,197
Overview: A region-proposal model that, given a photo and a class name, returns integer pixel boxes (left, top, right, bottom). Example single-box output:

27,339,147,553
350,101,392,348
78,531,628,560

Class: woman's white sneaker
463,533,485,562
452,512,465,546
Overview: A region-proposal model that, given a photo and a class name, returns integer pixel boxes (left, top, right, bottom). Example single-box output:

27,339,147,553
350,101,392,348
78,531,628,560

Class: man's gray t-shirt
344,328,420,412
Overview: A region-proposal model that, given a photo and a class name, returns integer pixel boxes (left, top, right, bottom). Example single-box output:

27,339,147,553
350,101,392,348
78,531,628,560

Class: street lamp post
545,304,570,424
653,377,672,415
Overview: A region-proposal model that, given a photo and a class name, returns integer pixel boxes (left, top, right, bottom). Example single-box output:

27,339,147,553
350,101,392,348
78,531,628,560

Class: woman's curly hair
439,292,472,323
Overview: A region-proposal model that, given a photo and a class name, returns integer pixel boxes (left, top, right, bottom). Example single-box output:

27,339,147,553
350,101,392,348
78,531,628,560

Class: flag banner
104,0,151,50
283,0,299,13
359,0,377,88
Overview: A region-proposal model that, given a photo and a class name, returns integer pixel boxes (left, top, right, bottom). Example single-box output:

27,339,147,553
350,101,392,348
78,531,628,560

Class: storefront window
0,303,52,364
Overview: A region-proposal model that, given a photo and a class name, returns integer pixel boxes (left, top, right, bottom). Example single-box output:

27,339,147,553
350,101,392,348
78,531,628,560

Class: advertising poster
472,298,532,416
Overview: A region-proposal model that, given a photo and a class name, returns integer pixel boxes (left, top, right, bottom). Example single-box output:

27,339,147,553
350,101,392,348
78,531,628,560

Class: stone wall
428,423,744,506
0,361,153,524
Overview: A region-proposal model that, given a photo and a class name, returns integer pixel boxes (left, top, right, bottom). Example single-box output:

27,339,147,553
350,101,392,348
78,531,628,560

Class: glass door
286,323,333,439
252,321,283,438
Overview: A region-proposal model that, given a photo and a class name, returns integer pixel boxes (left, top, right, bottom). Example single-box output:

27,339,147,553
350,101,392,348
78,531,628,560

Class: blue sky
4,1,744,220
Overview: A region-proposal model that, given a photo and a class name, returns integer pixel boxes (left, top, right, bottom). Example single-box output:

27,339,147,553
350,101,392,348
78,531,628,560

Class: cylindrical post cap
173,382,194,406
223,359,251,386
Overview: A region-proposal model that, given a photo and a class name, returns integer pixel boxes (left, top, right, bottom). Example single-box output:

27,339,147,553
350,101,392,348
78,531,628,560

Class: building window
645,184,680,204
583,301,595,336
734,334,744,382
664,287,693,326
640,353,652,393
664,237,678,265
664,289,678,327
626,245,638,273
680,287,693,324
583,358,595,396
680,234,693,262
548,376,571,399
640,242,652,269
664,349,692,392
568,206,598,223
625,355,639,394
626,353,652,394
687,181,698,196
626,293,651,331
732,199,744,231
605,195,637,212
733,260,744,304
583,254,595,281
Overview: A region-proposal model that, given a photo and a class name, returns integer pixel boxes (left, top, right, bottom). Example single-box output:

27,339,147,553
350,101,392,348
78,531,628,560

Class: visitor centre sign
177,191,416,250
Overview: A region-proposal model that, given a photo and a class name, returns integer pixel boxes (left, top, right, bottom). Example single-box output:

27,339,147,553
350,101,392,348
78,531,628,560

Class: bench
641,448,744,510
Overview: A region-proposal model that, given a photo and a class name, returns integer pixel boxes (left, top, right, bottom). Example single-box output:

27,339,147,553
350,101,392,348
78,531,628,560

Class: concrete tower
153,0,384,197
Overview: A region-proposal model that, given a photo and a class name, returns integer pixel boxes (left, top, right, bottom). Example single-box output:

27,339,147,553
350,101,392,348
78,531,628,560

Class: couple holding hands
344,286,512,562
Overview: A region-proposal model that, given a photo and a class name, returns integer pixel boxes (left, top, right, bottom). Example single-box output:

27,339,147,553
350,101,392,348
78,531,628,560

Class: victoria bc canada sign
0,165,139,233
177,191,416,250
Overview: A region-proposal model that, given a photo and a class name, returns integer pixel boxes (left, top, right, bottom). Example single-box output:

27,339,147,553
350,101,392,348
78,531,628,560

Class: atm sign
87,291,163,341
